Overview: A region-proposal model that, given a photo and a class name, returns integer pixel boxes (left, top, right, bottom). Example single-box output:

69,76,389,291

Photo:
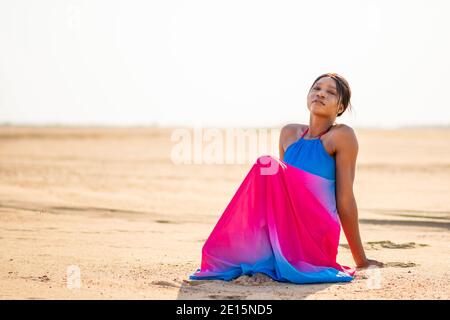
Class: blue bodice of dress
283,136,336,180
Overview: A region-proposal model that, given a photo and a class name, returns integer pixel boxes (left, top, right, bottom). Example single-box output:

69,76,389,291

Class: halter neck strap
301,125,333,139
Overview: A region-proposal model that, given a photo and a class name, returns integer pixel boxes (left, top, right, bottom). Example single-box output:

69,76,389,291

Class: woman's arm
334,126,383,268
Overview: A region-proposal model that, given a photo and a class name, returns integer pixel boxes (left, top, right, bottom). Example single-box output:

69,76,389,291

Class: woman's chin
309,108,327,116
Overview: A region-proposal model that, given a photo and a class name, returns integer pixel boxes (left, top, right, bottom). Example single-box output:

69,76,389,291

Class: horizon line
1,122,450,130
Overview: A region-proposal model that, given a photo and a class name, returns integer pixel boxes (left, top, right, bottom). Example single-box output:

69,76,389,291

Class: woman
190,73,383,284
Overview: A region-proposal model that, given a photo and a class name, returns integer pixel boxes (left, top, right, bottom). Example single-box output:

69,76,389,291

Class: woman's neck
307,116,335,138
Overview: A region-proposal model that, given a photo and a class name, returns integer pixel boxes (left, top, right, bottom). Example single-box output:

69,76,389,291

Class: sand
0,126,449,299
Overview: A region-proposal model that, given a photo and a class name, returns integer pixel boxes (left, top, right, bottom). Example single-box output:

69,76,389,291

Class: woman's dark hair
309,73,352,117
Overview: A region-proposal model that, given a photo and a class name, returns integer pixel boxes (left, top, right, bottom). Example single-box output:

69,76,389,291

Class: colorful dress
189,125,355,283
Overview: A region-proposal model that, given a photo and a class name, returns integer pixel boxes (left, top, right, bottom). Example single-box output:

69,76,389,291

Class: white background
1,0,449,128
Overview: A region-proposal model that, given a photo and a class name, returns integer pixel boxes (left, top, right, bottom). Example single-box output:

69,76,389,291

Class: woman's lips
313,100,325,105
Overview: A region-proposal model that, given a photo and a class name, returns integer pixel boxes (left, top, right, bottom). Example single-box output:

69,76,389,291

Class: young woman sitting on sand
190,73,384,284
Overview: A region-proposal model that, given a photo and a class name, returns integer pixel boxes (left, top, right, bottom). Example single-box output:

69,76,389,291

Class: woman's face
307,77,342,117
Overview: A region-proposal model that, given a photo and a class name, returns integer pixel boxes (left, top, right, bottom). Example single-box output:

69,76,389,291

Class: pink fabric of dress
190,126,355,283
190,152,356,284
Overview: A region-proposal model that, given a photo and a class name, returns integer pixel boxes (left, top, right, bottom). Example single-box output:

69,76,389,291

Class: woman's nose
316,91,325,98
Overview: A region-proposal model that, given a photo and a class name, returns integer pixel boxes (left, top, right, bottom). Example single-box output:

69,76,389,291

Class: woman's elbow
336,194,357,213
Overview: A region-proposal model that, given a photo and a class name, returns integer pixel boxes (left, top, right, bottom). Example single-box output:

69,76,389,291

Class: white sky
1,0,449,128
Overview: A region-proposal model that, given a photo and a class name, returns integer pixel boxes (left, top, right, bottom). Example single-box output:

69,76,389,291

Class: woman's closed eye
313,87,335,95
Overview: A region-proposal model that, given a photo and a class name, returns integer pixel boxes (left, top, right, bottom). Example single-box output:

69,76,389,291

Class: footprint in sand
182,279,210,286
366,241,428,250
37,275,50,282
231,273,275,286
20,275,51,282
208,294,247,300
383,262,417,268
155,220,172,224
355,262,417,275
340,240,428,250
151,280,179,288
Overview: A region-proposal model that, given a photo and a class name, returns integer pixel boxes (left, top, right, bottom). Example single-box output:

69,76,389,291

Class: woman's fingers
356,258,384,270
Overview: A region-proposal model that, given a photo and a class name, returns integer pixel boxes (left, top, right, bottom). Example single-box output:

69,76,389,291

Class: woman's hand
356,258,384,270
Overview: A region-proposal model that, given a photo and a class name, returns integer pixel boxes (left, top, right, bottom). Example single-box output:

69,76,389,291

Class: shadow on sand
175,273,345,300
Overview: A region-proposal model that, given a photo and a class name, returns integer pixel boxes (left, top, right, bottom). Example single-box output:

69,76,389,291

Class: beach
0,126,449,299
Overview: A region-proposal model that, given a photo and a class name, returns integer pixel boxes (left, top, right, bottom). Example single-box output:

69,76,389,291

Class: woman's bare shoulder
280,123,308,150
280,123,308,135
331,124,358,151
332,123,356,138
